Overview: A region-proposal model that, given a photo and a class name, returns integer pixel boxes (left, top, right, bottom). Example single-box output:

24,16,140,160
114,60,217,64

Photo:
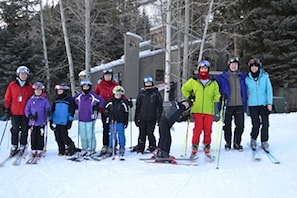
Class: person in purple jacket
216,57,247,151
25,82,51,157
73,80,105,156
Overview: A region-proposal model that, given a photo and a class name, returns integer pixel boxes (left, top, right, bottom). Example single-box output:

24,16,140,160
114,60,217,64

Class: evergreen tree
240,0,297,88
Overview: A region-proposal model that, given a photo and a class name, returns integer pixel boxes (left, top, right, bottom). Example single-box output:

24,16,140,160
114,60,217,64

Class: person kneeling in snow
156,100,192,158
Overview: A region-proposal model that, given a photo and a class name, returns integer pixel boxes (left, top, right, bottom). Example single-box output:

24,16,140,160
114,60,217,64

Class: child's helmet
80,79,92,88
112,85,125,95
143,75,154,86
198,60,210,68
33,82,45,90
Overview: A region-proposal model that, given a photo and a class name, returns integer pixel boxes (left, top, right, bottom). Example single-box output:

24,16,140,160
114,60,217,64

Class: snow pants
192,113,213,145
109,122,125,150
31,125,45,151
101,112,109,147
137,120,156,152
54,125,76,155
79,121,96,151
249,106,270,142
157,117,174,153
10,115,29,147
223,106,244,145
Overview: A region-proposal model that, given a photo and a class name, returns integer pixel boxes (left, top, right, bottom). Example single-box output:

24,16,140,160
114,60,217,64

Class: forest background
0,0,296,112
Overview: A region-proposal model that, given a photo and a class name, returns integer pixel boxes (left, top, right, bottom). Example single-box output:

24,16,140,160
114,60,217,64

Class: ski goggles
248,58,261,67
103,68,113,74
55,84,70,90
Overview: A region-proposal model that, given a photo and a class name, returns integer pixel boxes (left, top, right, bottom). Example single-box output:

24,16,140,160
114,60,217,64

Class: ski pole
43,121,49,155
0,120,9,148
129,97,133,149
216,99,227,169
181,118,190,157
112,120,116,160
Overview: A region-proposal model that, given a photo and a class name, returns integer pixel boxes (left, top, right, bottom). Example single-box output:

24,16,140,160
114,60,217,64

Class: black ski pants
54,125,75,155
223,106,244,146
31,126,45,151
137,120,156,152
249,106,270,142
101,112,109,147
10,115,29,147
157,117,174,153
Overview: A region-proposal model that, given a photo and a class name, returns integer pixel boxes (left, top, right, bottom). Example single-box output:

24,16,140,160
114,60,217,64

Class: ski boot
190,144,198,160
261,142,269,153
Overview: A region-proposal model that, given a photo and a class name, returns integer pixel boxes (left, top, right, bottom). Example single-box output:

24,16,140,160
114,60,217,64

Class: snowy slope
0,113,297,198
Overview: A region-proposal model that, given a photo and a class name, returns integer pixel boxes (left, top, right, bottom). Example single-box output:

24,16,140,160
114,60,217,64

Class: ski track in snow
0,113,297,197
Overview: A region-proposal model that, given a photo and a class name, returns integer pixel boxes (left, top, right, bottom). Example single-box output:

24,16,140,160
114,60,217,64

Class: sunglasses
55,85,70,90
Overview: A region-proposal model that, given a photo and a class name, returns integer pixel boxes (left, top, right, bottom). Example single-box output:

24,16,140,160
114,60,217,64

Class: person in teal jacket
245,58,273,153
181,60,221,159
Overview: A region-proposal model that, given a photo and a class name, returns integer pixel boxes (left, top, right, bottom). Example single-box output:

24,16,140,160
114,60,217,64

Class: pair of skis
252,148,280,164
140,156,199,166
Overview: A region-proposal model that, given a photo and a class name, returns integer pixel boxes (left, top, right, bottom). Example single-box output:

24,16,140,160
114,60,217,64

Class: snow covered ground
0,112,297,198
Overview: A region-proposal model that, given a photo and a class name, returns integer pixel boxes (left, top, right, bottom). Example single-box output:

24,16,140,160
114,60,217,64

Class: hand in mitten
67,121,73,129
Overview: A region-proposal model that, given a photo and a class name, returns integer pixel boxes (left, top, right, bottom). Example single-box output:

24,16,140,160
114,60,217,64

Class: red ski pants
192,113,213,145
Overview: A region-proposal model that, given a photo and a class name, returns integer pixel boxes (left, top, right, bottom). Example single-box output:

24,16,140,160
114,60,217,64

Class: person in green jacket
181,60,221,159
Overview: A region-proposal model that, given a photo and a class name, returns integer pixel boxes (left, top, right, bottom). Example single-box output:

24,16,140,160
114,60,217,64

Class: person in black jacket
156,100,192,158
134,76,163,154
104,85,129,157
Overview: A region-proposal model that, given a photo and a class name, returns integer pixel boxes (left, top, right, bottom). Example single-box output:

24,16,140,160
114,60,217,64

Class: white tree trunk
59,0,76,96
85,0,91,80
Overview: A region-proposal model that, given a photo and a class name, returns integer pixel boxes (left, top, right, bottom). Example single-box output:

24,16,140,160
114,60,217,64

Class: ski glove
135,119,140,127
4,108,11,119
67,121,73,129
127,98,133,108
49,121,56,131
220,94,228,102
28,113,38,121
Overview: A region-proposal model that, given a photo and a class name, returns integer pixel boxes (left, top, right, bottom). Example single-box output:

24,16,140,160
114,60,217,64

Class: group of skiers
2,56,273,161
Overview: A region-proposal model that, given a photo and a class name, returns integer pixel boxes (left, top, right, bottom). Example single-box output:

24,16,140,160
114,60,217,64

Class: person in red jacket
94,69,121,156
4,66,33,156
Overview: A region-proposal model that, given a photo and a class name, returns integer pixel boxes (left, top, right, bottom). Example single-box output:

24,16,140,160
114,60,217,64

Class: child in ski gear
94,68,127,156
181,60,221,158
245,58,273,152
50,83,78,156
134,75,163,154
73,80,105,155
157,100,192,158
4,66,33,156
104,85,129,157
25,82,51,157
216,57,247,151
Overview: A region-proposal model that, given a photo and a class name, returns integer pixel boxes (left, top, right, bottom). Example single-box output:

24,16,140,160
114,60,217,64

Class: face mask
198,70,209,80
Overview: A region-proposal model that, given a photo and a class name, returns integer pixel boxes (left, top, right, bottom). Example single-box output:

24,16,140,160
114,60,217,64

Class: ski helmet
112,85,125,95
33,82,45,90
143,75,154,86
103,68,113,75
80,79,92,88
248,58,262,67
198,60,210,68
16,66,30,76
228,57,239,65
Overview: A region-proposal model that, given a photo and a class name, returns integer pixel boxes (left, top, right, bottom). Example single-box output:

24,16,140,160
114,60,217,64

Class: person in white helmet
4,66,33,156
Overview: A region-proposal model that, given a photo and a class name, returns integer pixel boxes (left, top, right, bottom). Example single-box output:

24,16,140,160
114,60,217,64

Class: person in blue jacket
216,57,247,151
25,82,51,157
245,58,273,152
50,83,78,156
73,80,105,156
